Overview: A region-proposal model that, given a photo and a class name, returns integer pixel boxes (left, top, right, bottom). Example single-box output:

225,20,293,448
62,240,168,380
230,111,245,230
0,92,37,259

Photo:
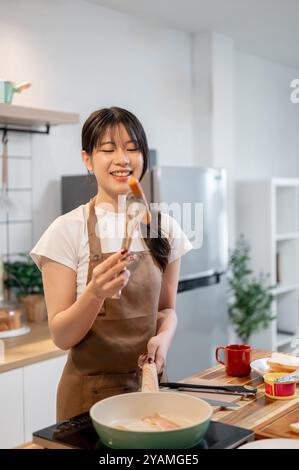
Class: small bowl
263,372,297,400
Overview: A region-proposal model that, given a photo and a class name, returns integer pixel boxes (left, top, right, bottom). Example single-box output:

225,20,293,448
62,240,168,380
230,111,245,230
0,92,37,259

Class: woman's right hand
90,250,135,300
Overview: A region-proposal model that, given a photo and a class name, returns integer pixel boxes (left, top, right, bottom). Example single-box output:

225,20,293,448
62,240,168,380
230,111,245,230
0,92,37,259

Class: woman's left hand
138,333,171,374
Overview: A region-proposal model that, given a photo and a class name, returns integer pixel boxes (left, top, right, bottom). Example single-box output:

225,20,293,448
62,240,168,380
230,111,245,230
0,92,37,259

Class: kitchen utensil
0,80,31,104
216,344,252,377
199,398,240,410
14,82,31,93
275,368,299,383
0,131,13,213
90,362,213,449
111,177,150,299
263,372,297,400
160,381,257,398
127,176,151,224
121,176,151,252
160,378,242,408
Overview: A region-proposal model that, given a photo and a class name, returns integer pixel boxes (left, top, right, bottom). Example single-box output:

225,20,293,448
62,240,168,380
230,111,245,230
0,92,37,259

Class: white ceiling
86,0,299,69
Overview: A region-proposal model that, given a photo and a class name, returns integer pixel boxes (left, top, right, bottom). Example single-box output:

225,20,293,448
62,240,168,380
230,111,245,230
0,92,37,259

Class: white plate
0,325,31,339
251,357,299,382
238,438,299,449
250,358,270,376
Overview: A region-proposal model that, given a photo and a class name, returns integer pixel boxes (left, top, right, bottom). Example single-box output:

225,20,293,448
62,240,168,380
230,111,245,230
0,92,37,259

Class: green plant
4,253,43,298
228,236,275,344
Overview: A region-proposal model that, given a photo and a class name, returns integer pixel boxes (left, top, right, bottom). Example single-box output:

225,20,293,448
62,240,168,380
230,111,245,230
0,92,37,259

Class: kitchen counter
17,349,299,448
190,349,299,439
0,321,66,373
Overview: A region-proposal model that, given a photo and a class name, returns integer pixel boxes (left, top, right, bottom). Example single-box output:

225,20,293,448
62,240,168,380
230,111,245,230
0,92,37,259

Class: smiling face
82,123,144,208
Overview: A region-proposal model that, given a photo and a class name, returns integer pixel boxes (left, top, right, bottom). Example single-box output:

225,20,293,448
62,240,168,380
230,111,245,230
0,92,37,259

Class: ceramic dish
251,358,299,383
0,325,31,339
250,358,270,376
238,438,299,449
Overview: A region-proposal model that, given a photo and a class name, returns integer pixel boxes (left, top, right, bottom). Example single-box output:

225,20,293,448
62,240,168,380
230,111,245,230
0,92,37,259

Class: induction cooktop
32,412,255,449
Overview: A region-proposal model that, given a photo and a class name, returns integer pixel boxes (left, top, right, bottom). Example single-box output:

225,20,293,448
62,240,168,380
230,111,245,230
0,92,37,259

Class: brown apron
56,197,163,421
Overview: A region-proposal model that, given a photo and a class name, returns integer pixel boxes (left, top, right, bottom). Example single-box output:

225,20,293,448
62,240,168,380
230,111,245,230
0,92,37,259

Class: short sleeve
30,216,78,272
160,213,193,264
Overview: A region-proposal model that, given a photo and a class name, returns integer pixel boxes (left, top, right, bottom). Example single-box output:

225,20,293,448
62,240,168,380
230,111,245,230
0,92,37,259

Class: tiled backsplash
0,132,33,261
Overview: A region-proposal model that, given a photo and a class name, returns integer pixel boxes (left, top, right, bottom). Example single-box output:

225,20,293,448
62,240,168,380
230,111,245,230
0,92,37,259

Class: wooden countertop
18,349,299,449
186,349,299,438
0,321,67,373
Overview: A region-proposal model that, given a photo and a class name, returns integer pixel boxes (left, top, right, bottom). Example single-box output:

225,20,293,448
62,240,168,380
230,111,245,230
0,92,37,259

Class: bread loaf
267,352,299,373
290,422,299,434
0,307,22,331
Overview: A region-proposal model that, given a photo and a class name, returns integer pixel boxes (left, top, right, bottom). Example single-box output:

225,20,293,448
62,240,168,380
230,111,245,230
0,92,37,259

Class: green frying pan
90,363,213,449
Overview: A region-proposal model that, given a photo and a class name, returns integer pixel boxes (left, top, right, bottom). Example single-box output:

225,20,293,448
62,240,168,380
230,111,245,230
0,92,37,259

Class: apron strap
87,196,103,285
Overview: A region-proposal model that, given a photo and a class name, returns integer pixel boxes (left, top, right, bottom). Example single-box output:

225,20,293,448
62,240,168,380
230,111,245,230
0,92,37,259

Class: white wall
0,0,193,242
192,31,235,246
1,0,299,250
235,51,299,181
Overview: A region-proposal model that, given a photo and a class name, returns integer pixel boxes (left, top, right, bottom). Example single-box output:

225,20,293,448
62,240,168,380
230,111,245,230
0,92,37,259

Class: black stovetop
32,413,254,450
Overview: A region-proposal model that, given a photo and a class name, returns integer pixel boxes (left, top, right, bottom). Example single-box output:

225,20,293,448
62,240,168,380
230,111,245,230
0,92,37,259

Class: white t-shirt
30,202,193,299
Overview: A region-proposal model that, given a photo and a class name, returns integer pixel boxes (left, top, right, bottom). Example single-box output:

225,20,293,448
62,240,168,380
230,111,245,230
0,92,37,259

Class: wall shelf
277,331,297,348
275,232,299,241
272,284,299,295
0,103,79,133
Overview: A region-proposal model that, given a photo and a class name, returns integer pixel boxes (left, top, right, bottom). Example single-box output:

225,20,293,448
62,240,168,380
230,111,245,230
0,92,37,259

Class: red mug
215,344,252,377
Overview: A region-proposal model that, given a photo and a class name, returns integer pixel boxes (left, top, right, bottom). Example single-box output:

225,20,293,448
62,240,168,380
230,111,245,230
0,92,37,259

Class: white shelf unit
236,178,299,352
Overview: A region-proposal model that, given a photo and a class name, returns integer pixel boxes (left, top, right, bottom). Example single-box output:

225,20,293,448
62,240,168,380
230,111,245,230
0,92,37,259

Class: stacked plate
238,438,299,449
250,358,270,376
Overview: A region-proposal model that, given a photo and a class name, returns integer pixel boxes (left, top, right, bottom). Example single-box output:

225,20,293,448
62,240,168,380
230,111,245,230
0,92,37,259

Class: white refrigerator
142,166,229,380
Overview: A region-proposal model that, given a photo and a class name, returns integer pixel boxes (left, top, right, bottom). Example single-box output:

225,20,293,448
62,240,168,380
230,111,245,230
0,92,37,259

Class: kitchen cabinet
0,368,24,448
0,354,67,448
23,355,67,441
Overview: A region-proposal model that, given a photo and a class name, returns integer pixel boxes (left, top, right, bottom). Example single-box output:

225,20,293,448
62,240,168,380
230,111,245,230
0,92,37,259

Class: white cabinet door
0,368,24,448
23,354,67,441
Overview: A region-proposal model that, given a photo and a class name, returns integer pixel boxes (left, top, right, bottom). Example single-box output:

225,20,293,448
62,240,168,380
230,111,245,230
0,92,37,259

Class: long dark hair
82,107,170,271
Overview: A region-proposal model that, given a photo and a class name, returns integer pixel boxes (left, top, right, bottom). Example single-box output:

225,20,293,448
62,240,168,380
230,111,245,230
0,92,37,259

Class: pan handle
141,363,159,392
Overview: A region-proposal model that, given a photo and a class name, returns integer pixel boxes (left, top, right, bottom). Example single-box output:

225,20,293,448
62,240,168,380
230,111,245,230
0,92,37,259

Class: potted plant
4,253,46,323
227,236,275,344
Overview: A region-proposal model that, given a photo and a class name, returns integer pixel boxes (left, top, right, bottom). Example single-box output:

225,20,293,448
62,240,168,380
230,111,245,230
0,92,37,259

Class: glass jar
0,301,30,338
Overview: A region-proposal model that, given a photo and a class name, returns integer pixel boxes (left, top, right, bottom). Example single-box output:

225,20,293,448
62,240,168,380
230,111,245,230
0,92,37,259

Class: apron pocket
82,372,139,411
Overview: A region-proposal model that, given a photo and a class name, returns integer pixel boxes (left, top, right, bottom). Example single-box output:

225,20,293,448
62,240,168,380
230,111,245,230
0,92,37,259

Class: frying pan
90,363,213,449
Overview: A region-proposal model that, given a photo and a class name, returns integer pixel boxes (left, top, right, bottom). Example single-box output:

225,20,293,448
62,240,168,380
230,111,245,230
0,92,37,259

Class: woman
30,107,192,421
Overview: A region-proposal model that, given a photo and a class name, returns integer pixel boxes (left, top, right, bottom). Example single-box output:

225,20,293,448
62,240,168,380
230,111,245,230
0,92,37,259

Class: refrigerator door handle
179,270,217,282
178,271,225,293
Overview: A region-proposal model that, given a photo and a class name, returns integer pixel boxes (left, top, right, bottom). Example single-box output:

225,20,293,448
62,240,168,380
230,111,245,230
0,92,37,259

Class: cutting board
256,406,299,439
